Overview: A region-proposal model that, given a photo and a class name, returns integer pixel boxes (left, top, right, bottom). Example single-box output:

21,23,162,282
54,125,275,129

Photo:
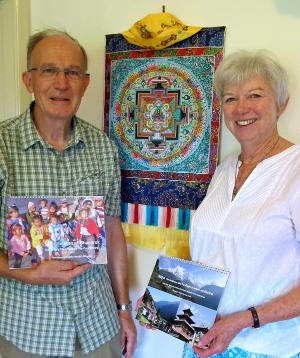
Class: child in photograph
58,199,72,220
75,208,101,259
94,197,105,228
75,197,85,214
48,215,69,257
25,202,39,227
93,197,105,247
82,199,102,229
30,214,51,265
7,205,28,239
58,213,75,242
48,201,59,220
9,223,31,268
39,198,49,223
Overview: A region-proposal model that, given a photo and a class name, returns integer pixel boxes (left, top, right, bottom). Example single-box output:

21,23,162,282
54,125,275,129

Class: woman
187,50,300,358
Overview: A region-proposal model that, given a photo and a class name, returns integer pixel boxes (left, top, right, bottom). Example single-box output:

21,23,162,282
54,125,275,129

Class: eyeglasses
28,66,89,81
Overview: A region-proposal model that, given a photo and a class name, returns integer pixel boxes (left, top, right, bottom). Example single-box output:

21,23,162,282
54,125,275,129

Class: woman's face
222,76,285,147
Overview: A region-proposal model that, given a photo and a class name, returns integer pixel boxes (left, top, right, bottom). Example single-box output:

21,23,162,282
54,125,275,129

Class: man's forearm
105,216,137,358
105,216,130,305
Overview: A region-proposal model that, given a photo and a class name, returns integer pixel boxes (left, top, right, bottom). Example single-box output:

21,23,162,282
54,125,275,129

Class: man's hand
193,311,250,357
118,310,137,358
11,259,91,285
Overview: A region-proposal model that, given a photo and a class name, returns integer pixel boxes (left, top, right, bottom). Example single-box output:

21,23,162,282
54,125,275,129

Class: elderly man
0,29,137,358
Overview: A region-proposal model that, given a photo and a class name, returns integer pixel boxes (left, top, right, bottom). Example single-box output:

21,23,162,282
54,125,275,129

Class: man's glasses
28,66,89,81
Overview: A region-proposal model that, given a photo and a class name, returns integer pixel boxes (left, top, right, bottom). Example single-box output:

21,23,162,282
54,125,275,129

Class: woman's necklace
232,136,280,200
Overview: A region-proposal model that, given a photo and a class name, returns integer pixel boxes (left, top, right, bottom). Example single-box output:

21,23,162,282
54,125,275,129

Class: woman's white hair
214,49,289,108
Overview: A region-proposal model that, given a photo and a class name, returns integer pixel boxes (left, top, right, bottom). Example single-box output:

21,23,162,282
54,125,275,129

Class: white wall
0,0,31,120
30,1,300,357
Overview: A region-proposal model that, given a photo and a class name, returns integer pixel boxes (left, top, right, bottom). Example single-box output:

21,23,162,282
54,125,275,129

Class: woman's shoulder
214,153,239,176
271,143,300,168
287,143,300,155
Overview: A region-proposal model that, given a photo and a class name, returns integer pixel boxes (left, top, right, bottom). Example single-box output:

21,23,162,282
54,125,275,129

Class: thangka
105,27,225,231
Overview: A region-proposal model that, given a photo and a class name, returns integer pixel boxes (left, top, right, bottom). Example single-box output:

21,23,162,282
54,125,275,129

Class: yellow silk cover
122,12,201,49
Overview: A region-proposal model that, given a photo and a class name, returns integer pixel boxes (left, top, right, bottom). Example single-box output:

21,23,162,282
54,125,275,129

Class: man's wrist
117,301,132,311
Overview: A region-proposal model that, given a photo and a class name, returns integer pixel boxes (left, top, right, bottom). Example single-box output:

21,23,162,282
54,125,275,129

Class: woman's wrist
248,306,260,328
230,310,255,331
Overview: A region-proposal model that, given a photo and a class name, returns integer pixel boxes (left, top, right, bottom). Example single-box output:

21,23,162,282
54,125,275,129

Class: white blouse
190,144,300,357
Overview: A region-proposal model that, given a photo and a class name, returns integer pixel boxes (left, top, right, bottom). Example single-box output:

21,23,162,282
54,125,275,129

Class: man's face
22,35,90,122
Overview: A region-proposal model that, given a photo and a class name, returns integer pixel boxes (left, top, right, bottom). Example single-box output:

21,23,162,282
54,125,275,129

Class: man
0,29,137,358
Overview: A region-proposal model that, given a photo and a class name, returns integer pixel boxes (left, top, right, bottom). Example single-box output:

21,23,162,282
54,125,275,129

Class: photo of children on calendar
7,196,106,269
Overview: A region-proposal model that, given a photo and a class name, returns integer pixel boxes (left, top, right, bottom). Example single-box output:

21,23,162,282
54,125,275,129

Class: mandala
110,57,213,174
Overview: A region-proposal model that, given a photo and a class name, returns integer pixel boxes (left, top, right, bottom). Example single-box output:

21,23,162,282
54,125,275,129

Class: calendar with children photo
7,196,106,269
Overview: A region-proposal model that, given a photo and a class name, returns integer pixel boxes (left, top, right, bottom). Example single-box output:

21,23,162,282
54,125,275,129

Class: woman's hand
135,296,156,330
193,311,252,357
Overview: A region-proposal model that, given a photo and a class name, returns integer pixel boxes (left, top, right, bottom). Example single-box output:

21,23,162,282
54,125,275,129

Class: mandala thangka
105,27,225,231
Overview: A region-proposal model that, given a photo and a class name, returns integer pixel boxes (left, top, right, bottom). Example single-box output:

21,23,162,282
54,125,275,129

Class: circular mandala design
113,62,207,169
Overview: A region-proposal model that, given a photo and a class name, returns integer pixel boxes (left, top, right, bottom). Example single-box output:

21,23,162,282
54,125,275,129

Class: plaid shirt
0,103,121,356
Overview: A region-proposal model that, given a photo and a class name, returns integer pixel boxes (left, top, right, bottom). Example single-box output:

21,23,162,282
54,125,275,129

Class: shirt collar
19,102,86,151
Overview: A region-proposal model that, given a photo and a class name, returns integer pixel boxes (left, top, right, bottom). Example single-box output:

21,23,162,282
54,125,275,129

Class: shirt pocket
73,170,107,197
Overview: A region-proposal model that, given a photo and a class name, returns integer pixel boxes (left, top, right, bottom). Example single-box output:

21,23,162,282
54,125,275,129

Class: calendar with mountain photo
136,255,230,346
7,196,106,269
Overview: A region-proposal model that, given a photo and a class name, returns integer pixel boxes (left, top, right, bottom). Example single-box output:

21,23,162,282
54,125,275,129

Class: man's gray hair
27,28,88,72
214,49,289,109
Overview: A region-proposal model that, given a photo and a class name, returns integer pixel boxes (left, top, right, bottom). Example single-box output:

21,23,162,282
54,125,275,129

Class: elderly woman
187,50,300,358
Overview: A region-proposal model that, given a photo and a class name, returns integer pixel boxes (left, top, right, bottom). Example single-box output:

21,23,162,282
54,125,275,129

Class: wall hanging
104,12,225,258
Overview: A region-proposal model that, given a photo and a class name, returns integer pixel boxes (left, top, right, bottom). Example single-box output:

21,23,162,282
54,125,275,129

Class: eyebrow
223,87,266,97
247,87,265,92
38,63,82,69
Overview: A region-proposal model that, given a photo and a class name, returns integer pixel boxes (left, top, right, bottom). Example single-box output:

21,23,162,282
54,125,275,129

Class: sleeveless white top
190,145,300,357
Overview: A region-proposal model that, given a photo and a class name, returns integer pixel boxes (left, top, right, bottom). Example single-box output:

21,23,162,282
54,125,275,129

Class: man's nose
53,71,69,89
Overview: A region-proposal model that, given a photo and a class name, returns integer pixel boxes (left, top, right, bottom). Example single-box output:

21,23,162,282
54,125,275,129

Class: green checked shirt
0,103,120,356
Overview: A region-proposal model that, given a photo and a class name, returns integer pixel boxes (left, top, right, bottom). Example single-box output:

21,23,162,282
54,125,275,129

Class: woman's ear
277,96,289,118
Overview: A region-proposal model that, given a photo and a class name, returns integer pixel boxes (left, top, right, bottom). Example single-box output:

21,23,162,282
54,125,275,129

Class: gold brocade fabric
122,12,201,49
122,223,191,260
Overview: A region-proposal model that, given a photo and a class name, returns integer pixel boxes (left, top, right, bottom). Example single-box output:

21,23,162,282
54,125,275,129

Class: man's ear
81,74,90,96
22,71,34,94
